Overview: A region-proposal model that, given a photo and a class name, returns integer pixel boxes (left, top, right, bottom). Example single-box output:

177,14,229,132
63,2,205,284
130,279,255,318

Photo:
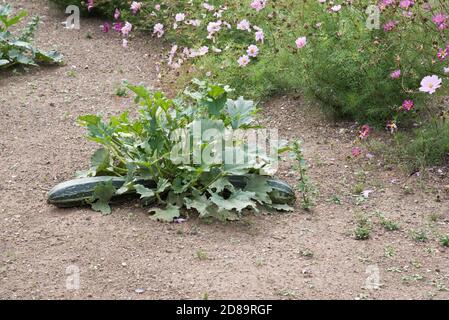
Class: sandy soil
0,0,448,300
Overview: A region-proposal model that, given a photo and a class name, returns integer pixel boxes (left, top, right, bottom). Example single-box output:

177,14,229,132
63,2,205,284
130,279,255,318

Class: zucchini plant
0,4,63,69
62,80,311,221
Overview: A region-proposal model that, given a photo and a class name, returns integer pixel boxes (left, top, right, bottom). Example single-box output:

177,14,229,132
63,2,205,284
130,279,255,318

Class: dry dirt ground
1,0,449,300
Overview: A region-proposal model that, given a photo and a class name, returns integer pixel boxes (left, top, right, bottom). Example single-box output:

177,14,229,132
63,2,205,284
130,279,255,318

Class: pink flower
399,0,413,9
390,69,401,79
247,45,259,57
113,22,123,32
295,36,307,49
87,0,94,12
203,3,215,11
383,20,398,32
359,124,372,139
101,22,110,33
419,75,442,94
130,2,142,15
187,19,201,27
175,13,186,22
250,0,267,11
114,8,120,20
352,147,362,157
237,19,251,31
402,99,414,111
331,5,342,12
207,21,222,38
121,22,132,36
433,13,448,30
155,4,161,11
437,47,449,61
153,23,164,38
238,55,250,67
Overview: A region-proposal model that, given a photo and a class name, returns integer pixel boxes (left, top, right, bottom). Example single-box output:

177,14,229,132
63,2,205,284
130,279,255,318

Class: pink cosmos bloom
187,19,201,27
130,2,142,15
154,4,161,11
399,0,413,9
153,23,164,38
207,21,222,38
352,147,362,157
247,45,259,57
383,20,398,32
255,30,264,43
331,5,342,12
87,0,94,11
250,0,267,11
203,3,215,11
238,55,250,67
437,47,449,61
359,124,372,139
402,99,414,111
121,22,132,36
432,13,448,30
444,67,449,73
237,19,251,31
114,8,120,20
419,75,442,94
113,22,123,32
175,13,186,22
390,69,401,79
295,36,307,49
101,22,110,33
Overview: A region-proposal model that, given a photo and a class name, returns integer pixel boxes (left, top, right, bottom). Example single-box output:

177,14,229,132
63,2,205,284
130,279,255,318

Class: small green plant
354,215,371,240
329,195,341,205
380,218,399,232
0,4,62,69
384,246,395,258
291,140,315,210
411,230,428,243
300,249,314,258
439,235,449,248
196,250,208,261
115,87,128,97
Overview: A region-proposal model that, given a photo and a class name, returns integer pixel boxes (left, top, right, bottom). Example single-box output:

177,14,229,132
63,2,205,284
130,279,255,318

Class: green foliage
291,140,315,210
401,120,449,168
354,215,371,240
439,235,449,248
410,230,428,243
78,80,299,221
0,4,63,69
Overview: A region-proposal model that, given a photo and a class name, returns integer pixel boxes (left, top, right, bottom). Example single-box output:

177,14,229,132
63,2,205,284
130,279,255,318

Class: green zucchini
48,175,295,208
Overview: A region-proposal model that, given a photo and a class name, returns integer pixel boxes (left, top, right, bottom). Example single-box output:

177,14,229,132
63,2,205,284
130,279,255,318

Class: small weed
353,183,365,195
300,249,314,258
429,212,442,223
328,195,342,205
115,87,128,97
380,218,399,231
411,230,428,243
402,274,424,283
67,70,77,78
354,215,371,240
439,235,449,247
196,250,208,261
384,246,395,258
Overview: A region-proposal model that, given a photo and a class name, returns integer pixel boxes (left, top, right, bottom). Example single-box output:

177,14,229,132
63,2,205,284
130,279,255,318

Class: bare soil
1,0,448,300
